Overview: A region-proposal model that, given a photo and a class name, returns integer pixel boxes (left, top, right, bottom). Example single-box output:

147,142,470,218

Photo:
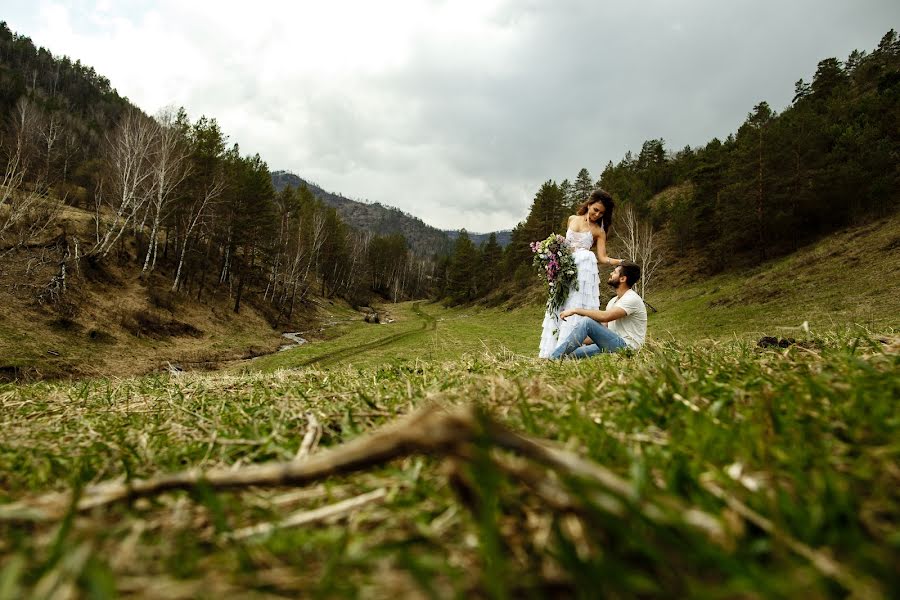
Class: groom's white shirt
606,289,647,349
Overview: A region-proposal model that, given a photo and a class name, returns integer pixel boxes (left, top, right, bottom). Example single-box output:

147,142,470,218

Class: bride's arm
594,229,624,267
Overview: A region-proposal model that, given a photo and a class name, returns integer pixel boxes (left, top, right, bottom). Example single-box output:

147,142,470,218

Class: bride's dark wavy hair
577,189,614,233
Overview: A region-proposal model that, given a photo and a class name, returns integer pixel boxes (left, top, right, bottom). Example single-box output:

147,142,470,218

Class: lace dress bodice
565,228,594,251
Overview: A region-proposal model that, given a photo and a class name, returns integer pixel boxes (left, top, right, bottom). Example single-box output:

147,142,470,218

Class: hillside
647,211,900,338
0,201,367,382
271,170,452,256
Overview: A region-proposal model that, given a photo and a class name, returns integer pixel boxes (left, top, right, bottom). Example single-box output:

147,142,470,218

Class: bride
539,189,625,358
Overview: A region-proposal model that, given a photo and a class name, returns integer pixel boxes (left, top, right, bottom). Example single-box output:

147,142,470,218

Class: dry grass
0,201,319,381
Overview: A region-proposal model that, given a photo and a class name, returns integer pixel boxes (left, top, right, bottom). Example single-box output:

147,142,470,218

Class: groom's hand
559,309,576,320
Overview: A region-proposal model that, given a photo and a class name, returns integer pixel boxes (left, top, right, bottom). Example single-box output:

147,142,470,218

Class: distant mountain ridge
271,171,451,256
271,170,512,254
444,229,512,248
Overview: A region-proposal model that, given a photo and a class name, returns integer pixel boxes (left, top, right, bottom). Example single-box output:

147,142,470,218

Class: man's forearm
571,307,613,323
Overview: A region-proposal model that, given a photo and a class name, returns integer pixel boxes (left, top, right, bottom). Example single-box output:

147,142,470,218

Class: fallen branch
2,404,710,535
0,402,474,521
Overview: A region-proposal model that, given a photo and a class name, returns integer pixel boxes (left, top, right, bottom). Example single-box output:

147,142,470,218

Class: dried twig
225,488,387,541
295,412,322,461
701,479,883,600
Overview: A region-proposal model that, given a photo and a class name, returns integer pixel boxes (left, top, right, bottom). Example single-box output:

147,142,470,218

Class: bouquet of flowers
530,233,578,314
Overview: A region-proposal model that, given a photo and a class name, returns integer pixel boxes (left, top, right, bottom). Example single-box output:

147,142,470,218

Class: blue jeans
550,318,628,359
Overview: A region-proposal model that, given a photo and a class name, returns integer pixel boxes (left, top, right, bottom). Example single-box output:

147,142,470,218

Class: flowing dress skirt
538,248,600,358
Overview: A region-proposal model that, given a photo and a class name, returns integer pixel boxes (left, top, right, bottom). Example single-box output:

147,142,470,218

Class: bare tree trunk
173,175,223,291
143,108,191,274
219,230,232,285
0,102,59,258
616,205,665,300
309,210,327,292
93,110,156,258
757,127,765,262
40,111,61,185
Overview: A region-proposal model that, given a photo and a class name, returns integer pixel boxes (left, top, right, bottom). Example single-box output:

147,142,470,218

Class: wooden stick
225,488,387,541
295,412,321,461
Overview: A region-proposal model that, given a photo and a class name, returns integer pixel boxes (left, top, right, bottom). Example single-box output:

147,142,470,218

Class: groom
550,263,647,359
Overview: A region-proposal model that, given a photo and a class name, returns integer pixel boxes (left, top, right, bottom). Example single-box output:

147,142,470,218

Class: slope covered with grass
647,212,900,341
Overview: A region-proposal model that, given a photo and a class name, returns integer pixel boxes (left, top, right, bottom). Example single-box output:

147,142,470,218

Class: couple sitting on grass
549,262,647,360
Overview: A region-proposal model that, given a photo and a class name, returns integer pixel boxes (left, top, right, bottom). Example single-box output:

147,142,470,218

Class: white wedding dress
538,228,601,358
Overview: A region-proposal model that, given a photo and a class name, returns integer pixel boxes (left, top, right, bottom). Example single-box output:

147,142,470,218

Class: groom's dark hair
619,262,641,288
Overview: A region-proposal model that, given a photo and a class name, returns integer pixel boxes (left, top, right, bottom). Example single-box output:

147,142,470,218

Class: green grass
248,301,542,372
1,217,898,597
1,313,897,597
647,213,900,340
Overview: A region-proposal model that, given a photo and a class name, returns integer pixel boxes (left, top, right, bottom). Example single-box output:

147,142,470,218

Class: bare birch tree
0,140,58,258
0,99,59,259
616,204,665,300
340,229,371,297
296,209,327,300
38,111,62,185
278,217,310,322
10,97,41,178
172,172,224,291
142,108,191,273
93,109,155,257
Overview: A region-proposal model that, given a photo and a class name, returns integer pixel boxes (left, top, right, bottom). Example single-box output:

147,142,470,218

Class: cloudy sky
4,1,898,231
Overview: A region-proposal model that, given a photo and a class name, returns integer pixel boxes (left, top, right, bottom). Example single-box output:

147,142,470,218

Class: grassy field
1,214,899,598
1,292,898,597
249,212,900,376
247,301,540,373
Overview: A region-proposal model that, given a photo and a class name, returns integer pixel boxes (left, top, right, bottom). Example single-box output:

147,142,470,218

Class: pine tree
572,168,594,210
447,230,479,303
559,179,573,212
476,232,502,296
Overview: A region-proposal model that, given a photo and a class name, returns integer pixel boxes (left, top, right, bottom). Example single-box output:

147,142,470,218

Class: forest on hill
0,22,432,332
2,22,898,325
438,30,900,305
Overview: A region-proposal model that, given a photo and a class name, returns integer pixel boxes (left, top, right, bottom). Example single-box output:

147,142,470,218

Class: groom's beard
607,279,618,289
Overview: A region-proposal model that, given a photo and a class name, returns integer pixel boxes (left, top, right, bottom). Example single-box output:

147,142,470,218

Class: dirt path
296,301,437,368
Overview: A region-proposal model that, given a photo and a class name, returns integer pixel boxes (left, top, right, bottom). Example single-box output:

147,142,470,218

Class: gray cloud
5,0,899,231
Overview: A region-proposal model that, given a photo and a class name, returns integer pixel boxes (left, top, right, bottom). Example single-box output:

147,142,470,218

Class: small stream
279,332,308,351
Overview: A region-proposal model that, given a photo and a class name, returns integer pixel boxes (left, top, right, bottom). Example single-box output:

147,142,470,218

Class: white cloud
6,0,900,231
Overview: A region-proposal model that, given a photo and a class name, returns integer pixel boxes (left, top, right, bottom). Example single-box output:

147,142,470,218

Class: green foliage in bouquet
531,234,578,313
